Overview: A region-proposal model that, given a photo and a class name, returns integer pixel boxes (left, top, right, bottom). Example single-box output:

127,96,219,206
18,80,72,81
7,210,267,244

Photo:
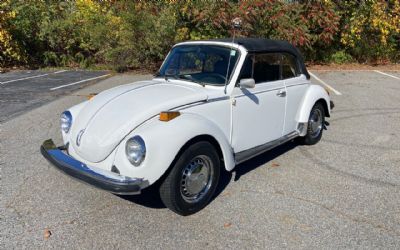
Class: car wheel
299,102,325,145
159,141,220,216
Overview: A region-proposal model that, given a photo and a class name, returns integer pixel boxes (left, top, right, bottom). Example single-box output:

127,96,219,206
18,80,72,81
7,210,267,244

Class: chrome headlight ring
125,136,146,167
61,111,73,133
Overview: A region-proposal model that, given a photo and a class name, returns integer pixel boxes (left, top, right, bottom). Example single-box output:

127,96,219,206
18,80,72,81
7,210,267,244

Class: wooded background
1,0,399,71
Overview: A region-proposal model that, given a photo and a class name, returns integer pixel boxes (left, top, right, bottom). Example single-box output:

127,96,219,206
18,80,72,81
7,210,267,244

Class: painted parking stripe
50,74,111,91
309,71,342,96
374,70,400,80
0,70,67,84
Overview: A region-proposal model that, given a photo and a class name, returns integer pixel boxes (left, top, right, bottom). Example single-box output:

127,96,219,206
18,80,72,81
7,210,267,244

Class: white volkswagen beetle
41,38,332,215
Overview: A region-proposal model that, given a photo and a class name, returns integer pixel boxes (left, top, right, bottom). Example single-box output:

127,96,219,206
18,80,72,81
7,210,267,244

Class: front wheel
299,102,325,145
159,141,220,216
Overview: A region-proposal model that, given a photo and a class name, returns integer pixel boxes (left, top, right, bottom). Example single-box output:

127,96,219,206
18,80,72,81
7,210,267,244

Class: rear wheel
159,141,220,216
299,102,325,145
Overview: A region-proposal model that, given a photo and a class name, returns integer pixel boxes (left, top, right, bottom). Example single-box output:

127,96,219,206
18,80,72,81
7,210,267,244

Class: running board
234,131,299,164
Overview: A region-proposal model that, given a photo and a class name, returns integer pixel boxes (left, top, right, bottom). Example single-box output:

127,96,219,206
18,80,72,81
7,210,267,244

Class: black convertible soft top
211,38,310,79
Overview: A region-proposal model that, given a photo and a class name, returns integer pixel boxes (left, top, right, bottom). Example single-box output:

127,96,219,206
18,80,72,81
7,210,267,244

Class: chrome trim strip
284,82,309,88
234,86,285,97
41,139,149,195
235,131,299,164
207,96,230,102
177,97,230,111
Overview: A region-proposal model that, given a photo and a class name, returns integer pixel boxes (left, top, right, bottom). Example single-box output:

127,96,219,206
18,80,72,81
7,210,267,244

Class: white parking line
309,71,342,96
50,74,111,91
0,70,67,84
374,70,400,80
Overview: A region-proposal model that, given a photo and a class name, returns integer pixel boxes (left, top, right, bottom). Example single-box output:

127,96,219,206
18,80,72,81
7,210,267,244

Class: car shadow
117,182,165,209
211,140,298,203
241,88,259,104
232,140,298,182
118,140,299,210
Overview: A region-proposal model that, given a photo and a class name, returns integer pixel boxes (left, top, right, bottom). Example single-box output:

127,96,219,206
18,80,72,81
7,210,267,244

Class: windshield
157,45,240,86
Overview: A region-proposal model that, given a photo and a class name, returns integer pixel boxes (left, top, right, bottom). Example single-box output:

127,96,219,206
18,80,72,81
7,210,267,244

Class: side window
253,53,281,83
239,55,254,79
281,53,300,79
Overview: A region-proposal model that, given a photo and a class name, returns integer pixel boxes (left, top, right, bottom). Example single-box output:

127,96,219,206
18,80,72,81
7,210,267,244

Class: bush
330,51,353,64
339,0,400,63
0,0,26,67
0,0,399,69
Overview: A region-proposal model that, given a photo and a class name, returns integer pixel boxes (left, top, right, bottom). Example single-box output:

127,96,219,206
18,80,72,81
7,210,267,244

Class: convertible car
41,38,332,215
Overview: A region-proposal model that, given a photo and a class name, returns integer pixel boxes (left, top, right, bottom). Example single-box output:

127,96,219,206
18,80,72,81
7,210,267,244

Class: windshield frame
155,43,242,87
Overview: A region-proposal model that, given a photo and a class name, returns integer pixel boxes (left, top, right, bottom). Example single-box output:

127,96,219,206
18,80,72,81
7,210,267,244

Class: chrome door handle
276,89,286,97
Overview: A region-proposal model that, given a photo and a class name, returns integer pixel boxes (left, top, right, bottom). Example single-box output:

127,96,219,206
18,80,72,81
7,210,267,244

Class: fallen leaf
223,222,232,228
221,191,231,197
271,162,280,167
44,228,52,239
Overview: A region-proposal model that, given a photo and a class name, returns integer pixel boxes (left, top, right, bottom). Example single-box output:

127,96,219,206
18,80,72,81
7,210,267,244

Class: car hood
70,80,208,163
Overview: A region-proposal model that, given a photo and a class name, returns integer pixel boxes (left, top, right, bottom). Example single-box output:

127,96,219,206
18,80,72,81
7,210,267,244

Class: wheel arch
296,84,331,123
113,113,235,185
316,98,330,118
174,134,224,167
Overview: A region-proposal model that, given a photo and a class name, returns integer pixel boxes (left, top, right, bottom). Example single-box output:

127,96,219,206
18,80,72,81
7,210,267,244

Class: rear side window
239,52,301,84
253,53,281,83
281,53,300,79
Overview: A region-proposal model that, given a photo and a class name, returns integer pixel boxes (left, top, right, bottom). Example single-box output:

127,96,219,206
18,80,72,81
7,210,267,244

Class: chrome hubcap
309,109,323,138
180,155,213,203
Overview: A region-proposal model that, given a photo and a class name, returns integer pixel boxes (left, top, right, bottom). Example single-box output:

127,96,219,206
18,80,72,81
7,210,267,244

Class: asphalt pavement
1,70,400,249
0,70,110,123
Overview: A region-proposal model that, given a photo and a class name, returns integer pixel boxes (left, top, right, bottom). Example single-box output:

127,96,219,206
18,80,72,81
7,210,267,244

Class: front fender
296,84,331,123
113,113,235,185
62,101,88,144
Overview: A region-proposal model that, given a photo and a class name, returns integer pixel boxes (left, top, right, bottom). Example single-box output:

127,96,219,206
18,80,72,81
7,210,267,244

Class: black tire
159,141,220,216
299,102,325,145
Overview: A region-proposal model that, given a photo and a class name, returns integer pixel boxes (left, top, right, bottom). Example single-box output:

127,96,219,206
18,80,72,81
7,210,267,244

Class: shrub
330,51,353,64
0,0,26,67
0,0,399,69
339,0,400,63
237,0,311,47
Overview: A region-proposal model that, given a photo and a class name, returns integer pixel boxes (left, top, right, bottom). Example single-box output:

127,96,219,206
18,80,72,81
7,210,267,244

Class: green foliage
0,0,399,70
330,51,354,64
338,0,400,63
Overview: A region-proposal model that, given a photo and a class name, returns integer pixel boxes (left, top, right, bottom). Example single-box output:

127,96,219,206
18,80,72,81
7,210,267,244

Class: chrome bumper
40,139,149,195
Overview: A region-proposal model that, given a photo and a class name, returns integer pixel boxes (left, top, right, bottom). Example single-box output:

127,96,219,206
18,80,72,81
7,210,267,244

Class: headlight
125,136,146,166
61,111,73,133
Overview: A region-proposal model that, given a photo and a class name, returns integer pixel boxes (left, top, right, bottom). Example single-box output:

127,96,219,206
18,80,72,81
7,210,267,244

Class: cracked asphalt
1,70,400,249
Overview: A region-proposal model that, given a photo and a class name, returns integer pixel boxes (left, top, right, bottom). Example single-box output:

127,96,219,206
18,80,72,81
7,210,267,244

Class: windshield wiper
176,75,205,87
163,74,178,82
158,74,205,87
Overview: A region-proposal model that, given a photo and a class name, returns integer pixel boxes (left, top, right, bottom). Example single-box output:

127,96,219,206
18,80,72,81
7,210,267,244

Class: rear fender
296,84,331,124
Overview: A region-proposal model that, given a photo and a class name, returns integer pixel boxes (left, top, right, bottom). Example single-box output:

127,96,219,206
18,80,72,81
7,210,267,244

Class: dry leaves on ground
271,162,280,167
44,228,52,239
223,222,232,228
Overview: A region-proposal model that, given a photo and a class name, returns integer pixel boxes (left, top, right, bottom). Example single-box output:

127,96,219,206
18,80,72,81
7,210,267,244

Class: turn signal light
87,93,98,100
159,111,180,122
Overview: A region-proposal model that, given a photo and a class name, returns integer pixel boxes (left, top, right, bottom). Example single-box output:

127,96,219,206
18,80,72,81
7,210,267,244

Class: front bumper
40,139,149,195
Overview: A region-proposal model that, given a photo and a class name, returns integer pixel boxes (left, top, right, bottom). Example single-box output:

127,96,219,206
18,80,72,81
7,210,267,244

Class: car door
281,53,309,135
231,53,286,154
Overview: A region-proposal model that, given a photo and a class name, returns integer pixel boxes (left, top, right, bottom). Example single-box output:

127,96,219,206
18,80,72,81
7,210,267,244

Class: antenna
224,17,242,94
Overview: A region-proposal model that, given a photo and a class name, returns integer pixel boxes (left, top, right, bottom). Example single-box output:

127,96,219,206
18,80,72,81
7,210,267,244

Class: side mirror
239,78,255,89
